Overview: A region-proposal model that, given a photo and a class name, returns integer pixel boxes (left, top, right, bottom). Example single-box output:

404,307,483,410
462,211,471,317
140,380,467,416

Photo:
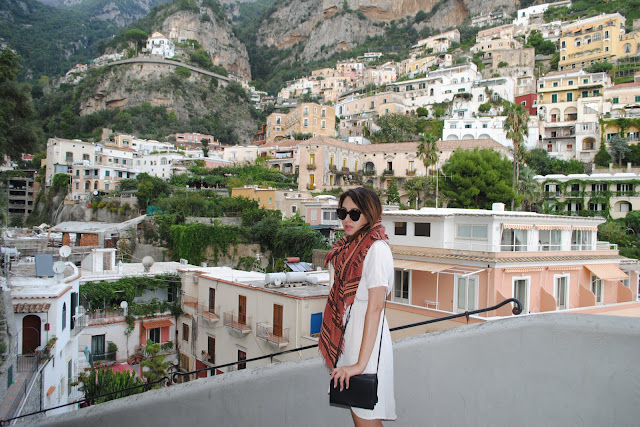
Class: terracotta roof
608,82,640,90
14,303,51,313
301,136,505,154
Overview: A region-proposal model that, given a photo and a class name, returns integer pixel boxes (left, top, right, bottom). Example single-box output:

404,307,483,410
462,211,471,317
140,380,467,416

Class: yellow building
231,186,277,210
559,13,640,71
265,103,335,144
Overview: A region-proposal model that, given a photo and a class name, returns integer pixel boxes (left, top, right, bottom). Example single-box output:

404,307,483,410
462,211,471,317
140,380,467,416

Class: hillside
37,0,173,27
0,0,116,79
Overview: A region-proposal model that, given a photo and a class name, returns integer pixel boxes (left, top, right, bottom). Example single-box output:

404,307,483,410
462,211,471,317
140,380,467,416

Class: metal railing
256,323,289,345
0,298,522,426
223,312,252,332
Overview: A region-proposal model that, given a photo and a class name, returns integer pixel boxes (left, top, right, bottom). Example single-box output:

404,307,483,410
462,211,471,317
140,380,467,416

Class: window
149,327,160,344
393,269,410,304
387,161,393,171
567,93,573,102
182,323,189,342
593,33,600,42
303,118,308,127
624,43,631,54
553,82,559,87
568,80,574,86
456,224,487,239
323,210,338,221
238,295,247,325
591,275,603,304
238,349,247,370
65,152,73,162
582,90,589,98
303,106,309,115
636,96,640,103
539,229,561,251
91,335,105,361
555,275,569,310
415,222,431,237
209,288,216,313
105,170,110,177
207,336,215,364
455,275,478,312
310,312,322,336
551,94,558,103
617,183,633,193
591,183,607,193
395,222,407,235
501,229,528,251
62,303,67,330
513,278,529,313
613,97,619,104
321,120,326,129
321,109,326,117
309,154,315,166
273,304,284,337
571,230,592,250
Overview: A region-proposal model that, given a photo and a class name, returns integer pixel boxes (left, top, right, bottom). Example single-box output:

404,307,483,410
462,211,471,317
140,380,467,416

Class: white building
146,32,175,58
513,1,572,27
222,145,259,165
443,115,539,150
9,257,85,416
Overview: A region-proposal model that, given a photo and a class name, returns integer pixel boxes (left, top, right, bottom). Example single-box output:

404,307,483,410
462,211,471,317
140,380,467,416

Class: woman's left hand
330,364,364,391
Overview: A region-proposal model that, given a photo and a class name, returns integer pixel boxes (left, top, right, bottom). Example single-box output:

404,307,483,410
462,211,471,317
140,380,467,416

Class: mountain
36,0,173,27
0,0,117,79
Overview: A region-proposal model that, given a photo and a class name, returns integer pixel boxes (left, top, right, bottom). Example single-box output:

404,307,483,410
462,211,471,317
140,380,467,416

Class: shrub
498,61,509,68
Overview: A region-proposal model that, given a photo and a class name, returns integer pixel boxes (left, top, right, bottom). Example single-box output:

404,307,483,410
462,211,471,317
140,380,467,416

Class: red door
22,315,41,354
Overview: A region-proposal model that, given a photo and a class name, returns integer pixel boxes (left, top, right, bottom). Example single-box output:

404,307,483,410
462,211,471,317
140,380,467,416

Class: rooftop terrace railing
0,298,522,426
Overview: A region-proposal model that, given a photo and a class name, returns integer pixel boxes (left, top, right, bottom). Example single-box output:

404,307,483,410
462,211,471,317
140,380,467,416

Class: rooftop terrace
33,313,640,427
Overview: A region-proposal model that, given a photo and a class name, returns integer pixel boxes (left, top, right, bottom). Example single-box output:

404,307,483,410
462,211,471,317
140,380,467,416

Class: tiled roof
301,136,503,153
14,303,51,313
608,82,640,90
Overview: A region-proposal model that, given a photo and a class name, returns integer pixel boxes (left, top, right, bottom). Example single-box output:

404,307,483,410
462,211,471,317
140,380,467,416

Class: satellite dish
120,301,128,309
93,190,99,196
274,278,282,287
59,245,71,259
53,261,66,274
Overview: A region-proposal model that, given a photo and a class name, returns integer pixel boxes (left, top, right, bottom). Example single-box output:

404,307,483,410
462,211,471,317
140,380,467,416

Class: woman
320,187,396,426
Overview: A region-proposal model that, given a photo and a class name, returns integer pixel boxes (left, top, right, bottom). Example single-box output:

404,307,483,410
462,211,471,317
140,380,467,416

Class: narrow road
106,57,232,84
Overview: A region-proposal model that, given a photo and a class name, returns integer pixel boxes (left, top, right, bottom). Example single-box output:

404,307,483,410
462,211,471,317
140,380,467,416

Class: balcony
256,322,289,348
306,163,316,170
381,169,395,176
72,313,89,337
38,314,640,427
223,312,252,336
306,184,316,190
406,169,416,176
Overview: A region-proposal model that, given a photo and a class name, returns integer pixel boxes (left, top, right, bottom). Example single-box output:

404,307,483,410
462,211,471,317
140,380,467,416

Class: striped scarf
319,220,387,369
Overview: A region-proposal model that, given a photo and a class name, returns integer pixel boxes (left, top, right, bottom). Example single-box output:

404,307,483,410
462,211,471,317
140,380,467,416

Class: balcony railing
182,295,198,311
223,312,252,335
256,322,289,348
406,169,416,176
72,313,89,337
381,169,395,176
306,184,316,190
306,163,316,170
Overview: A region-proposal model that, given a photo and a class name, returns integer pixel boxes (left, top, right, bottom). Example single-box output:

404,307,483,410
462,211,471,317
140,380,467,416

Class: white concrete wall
40,314,640,427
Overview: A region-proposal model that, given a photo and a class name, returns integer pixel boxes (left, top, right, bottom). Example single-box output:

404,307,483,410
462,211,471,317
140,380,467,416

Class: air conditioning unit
180,259,188,265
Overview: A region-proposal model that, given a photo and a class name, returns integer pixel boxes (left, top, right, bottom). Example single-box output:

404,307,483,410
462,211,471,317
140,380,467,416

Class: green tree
0,47,43,160
135,173,171,209
526,30,557,55
78,366,144,404
441,148,519,209
141,339,169,388
386,178,400,204
402,177,426,209
503,102,530,210
125,29,148,55
201,138,210,157
417,133,439,206
624,143,640,165
594,141,612,167
518,166,541,212
370,113,420,143
608,134,629,166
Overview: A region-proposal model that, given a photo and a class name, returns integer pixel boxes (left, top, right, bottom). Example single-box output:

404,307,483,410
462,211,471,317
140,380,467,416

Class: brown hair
338,187,382,240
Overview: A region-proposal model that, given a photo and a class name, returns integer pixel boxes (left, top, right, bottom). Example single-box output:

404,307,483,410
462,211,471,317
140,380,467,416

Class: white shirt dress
335,240,397,420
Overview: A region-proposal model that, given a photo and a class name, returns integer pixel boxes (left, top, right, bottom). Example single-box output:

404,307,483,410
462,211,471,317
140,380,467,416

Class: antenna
53,261,66,281
59,245,71,259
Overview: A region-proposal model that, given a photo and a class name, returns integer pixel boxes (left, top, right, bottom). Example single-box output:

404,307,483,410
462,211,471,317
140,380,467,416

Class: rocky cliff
37,0,171,26
160,8,251,79
256,0,518,61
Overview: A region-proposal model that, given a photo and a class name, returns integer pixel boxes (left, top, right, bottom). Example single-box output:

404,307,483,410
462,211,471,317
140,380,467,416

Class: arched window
94,181,98,190
85,181,90,191
62,303,67,330
161,157,168,165
624,43,632,54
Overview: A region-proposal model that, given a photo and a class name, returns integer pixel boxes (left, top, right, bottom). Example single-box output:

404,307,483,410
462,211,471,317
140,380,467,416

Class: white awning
585,264,628,281
393,259,456,273
572,225,598,231
536,225,571,230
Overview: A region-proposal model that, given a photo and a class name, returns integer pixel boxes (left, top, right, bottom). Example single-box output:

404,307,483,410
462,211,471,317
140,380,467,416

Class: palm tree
518,166,541,212
504,102,530,210
417,133,439,206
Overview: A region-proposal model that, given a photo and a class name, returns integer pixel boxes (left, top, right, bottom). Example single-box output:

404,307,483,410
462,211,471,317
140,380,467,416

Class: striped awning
585,264,628,281
572,225,598,231
547,265,582,271
536,225,572,230
504,267,544,273
142,319,174,329
502,223,533,230
393,259,456,273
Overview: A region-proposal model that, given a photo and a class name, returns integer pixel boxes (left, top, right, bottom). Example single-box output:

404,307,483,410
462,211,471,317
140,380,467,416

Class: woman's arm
330,286,387,391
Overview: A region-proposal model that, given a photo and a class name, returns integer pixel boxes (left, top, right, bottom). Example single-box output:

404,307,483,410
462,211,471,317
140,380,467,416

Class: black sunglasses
336,208,362,221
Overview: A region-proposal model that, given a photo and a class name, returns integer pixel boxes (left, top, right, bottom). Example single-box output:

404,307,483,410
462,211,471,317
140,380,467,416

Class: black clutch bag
328,304,385,410
329,373,378,409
